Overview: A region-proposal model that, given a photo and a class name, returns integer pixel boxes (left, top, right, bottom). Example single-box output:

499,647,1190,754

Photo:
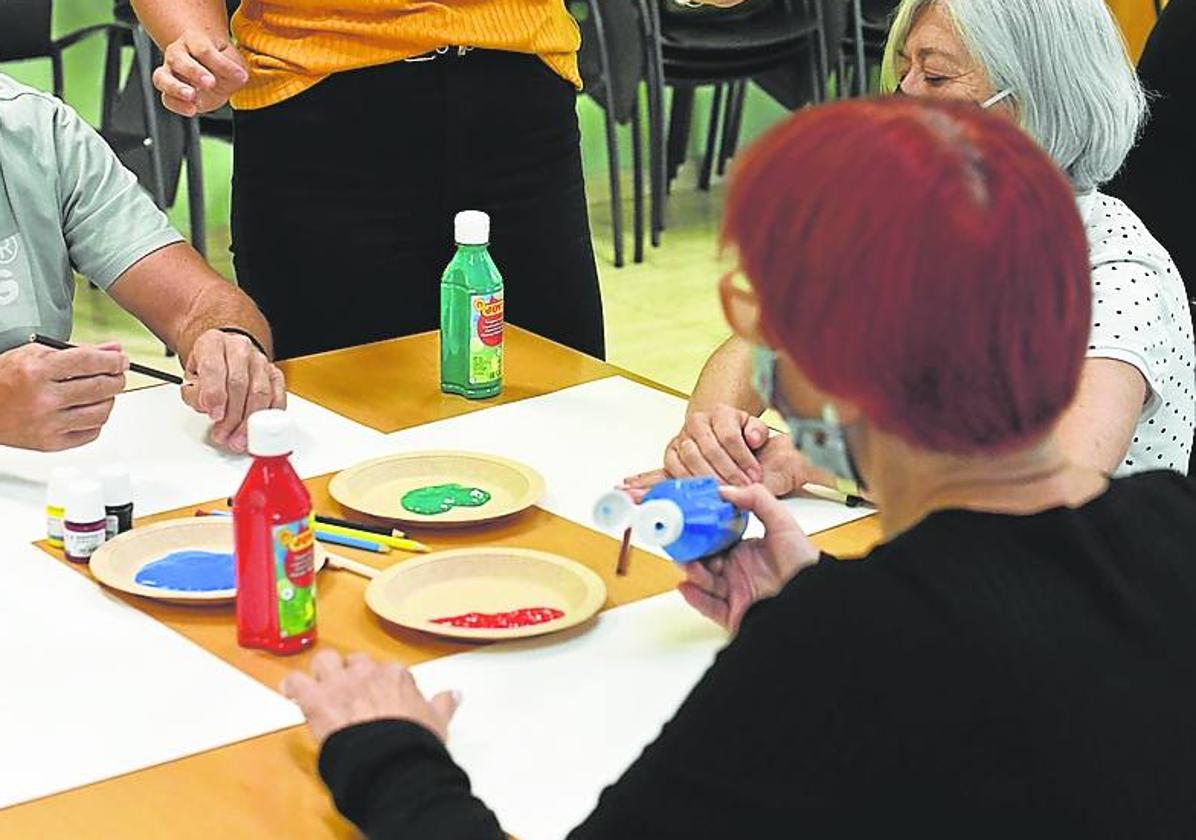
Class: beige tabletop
0,328,882,838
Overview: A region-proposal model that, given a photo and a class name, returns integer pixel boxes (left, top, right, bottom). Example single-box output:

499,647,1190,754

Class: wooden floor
71,167,735,397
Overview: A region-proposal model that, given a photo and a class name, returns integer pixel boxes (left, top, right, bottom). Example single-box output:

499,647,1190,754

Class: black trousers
231,50,605,361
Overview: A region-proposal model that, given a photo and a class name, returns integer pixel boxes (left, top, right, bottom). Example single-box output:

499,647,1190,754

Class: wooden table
0,328,881,838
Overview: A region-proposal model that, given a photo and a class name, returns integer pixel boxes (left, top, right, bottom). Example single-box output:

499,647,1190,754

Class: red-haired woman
280,99,1196,837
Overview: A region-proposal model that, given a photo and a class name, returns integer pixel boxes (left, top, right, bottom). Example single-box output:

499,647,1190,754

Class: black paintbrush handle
31,334,183,385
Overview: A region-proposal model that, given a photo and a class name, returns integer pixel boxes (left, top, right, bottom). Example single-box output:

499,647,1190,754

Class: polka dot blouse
1082,193,1195,475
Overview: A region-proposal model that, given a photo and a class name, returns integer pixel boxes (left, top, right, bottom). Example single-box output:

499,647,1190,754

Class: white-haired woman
632,0,1195,495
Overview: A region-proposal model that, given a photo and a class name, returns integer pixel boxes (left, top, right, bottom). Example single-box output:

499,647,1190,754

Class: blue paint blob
134,550,235,592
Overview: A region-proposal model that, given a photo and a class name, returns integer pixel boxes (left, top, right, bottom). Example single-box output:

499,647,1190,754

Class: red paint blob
430,607,566,629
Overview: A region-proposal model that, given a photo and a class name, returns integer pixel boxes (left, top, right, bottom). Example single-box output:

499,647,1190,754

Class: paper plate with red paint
364,547,607,641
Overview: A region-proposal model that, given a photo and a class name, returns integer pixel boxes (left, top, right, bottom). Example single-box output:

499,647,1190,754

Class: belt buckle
404,45,473,63
403,46,451,63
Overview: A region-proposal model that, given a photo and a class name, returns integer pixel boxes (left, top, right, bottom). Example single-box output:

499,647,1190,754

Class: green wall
3,1,789,240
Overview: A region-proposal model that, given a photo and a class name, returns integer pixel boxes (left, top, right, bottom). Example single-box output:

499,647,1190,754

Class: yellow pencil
316,522,430,553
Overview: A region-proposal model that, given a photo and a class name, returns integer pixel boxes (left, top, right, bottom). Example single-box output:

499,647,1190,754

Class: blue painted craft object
636,477,748,564
134,550,236,592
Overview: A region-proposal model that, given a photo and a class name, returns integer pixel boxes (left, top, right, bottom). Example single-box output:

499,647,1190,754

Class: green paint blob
402,484,492,516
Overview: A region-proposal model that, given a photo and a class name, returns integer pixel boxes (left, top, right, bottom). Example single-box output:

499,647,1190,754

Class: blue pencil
196,509,390,554
313,529,390,554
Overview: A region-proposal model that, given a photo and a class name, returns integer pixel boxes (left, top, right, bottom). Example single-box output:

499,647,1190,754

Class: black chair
575,0,652,267
658,0,830,193
842,0,898,96
109,2,207,259
0,0,120,99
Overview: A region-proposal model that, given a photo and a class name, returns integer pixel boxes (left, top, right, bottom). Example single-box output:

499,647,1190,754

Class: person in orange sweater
129,0,605,361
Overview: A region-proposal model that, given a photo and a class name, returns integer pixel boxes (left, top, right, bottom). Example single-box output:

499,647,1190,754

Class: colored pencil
314,514,404,538
32,334,184,385
197,509,392,554
315,530,391,554
316,522,429,553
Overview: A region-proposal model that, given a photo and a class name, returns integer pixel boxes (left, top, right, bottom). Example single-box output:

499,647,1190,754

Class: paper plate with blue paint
88,518,328,605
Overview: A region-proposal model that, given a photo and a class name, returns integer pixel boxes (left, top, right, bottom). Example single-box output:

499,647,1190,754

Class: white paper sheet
412,591,728,840
0,542,303,810
0,386,390,543
384,376,875,551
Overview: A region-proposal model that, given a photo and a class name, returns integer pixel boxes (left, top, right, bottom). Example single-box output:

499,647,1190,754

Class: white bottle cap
634,499,686,548
454,210,490,246
248,409,293,458
47,466,82,507
593,490,635,533
99,464,132,506
63,479,105,525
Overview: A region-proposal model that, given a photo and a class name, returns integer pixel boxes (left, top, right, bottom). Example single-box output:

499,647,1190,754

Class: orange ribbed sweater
230,1,582,110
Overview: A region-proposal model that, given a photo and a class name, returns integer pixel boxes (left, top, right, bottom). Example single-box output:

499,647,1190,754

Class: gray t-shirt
0,74,183,352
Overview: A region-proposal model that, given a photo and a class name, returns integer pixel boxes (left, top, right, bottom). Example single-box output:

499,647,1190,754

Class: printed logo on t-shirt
0,235,18,266
0,270,17,306
0,235,22,306
0,234,39,330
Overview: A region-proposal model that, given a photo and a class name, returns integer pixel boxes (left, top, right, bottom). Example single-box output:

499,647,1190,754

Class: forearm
131,0,229,47
1055,358,1146,474
320,721,505,839
689,335,764,416
110,243,273,363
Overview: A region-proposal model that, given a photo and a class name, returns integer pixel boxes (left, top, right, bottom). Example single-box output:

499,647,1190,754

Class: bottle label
272,516,317,639
469,292,503,386
63,527,105,560
47,507,64,547
105,514,118,540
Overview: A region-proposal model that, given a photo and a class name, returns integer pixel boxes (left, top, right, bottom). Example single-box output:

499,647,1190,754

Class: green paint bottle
440,210,504,399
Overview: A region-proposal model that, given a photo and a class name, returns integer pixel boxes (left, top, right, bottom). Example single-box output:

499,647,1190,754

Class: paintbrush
616,527,633,576
32,333,184,385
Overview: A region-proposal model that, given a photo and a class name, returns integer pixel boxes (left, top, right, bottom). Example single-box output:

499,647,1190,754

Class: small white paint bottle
63,479,108,563
46,466,82,549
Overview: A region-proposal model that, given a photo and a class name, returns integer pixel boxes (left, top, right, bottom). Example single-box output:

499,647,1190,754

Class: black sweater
1107,0,1196,301
321,471,1196,839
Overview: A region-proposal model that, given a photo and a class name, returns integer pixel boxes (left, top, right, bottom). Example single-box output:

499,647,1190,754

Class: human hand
678,484,819,633
282,650,461,746
182,329,285,453
153,29,248,117
624,405,771,491
0,342,127,451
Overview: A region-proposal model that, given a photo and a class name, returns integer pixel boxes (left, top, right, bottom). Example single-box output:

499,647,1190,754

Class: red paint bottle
233,410,317,655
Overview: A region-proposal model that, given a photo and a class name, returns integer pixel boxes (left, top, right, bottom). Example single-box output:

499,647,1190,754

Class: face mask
750,345,864,495
979,88,1014,110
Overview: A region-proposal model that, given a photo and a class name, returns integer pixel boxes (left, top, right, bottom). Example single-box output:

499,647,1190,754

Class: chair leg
587,0,624,268
635,0,665,244
852,0,867,95
133,27,168,208
727,81,747,161
667,85,695,189
699,84,724,192
811,0,830,102
631,98,645,264
185,118,207,258
604,111,625,268
51,51,64,99
101,30,123,130
716,81,735,177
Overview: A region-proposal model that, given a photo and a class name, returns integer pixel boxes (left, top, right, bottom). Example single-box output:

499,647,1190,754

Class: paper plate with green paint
329,451,546,528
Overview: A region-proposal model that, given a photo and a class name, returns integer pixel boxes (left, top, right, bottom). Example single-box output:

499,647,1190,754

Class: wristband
218,327,269,359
